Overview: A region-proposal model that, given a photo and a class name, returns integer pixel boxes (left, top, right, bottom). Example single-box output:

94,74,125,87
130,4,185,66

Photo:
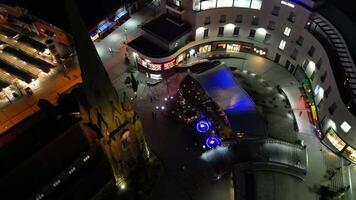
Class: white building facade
127,0,356,163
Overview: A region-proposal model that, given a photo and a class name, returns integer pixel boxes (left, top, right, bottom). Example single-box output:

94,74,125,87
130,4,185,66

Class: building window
219,15,226,23
279,40,286,50
310,71,316,81
296,36,304,46
264,33,272,44
341,121,351,133
267,21,276,30
344,147,356,162
272,6,280,16
326,128,346,151
316,58,322,69
204,16,211,25
203,28,209,38
249,29,256,38
325,86,331,98
233,27,240,36
288,12,296,23
250,0,263,9
173,0,182,7
199,45,211,53
226,44,240,52
216,43,226,50
217,0,234,8
328,102,337,115
251,16,259,26
235,14,243,23
320,71,327,83
308,46,315,57
274,53,281,63
283,27,291,36
218,27,224,37
291,48,298,60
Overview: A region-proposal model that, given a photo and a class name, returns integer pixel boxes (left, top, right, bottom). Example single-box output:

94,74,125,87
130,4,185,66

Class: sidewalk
220,55,355,199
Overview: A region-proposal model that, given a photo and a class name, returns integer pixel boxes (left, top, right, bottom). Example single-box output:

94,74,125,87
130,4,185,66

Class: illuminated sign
163,59,175,70
137,57,162,71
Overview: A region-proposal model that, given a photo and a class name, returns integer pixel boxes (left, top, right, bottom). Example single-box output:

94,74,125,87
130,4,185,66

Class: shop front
90,8,128,41
130,39,268,79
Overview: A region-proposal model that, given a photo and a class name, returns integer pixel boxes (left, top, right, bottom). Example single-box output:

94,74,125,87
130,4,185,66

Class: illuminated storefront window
199,45,212,53
193,0,262,11
176,53,186,64
216,43,227,50
325,128,346,151
226,44,241,53
343,146,356,162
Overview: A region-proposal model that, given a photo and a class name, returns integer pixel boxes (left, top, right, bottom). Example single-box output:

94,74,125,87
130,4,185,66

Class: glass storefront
325,128,346,151
176,53,186,64
226,44,240,53
135,40,266,74
343,146,356,162
199,45,212,53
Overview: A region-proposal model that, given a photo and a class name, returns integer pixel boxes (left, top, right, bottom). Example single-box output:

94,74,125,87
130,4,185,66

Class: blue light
205,136,221,149
196,120,210,133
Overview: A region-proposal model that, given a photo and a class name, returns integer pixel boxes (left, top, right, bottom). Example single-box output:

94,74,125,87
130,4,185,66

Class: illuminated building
127,0,356,163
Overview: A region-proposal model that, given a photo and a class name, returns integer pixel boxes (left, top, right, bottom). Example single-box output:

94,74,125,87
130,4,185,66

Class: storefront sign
137,57,162,71
163,59,176,70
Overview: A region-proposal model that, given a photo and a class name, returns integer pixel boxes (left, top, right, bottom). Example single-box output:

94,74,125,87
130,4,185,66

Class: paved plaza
90,6,356,197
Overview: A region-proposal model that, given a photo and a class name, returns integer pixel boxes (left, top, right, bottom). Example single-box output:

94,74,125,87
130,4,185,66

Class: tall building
65,0,149,189
127,0,356,163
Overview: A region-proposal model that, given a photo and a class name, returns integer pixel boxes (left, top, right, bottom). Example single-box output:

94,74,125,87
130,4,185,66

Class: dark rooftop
142,14,191,43
128,35,172,58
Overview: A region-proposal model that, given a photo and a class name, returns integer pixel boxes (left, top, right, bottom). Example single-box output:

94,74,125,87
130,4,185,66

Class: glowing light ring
206,136,221,149
196,120,210,133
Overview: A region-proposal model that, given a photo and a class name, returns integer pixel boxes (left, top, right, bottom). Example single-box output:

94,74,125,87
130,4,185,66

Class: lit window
341,121,351,133
279,40,286,50
281,0,295,8
226,44,241,53
251,0,263,10
326,128,346,151
234,0,250,8
199,45,211,53
314,85,321,96
344,147,356,162
284,27,291,36
217,0,234,8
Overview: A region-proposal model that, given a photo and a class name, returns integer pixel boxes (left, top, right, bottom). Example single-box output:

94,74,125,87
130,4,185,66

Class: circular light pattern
196,120,209,133
205,136,221,149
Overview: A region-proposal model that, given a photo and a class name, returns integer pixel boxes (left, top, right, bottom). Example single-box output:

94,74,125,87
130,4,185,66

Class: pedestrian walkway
219,55,355,199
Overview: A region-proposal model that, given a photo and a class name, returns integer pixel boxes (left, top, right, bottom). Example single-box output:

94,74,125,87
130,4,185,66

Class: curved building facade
127,0,356,163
